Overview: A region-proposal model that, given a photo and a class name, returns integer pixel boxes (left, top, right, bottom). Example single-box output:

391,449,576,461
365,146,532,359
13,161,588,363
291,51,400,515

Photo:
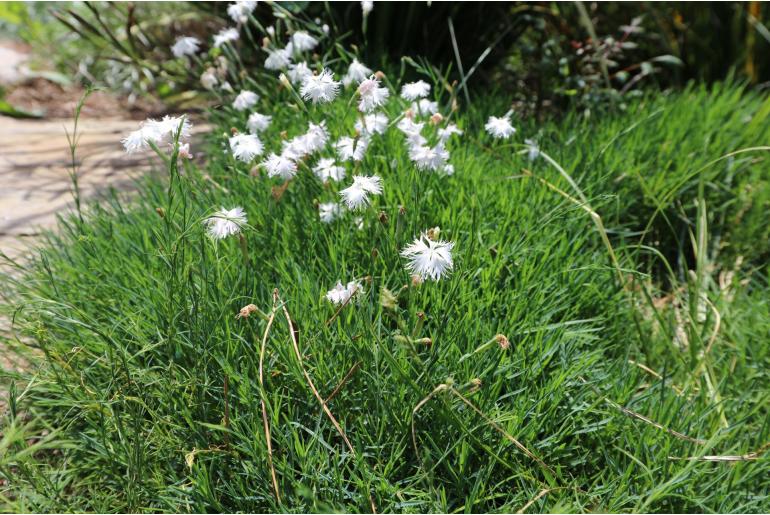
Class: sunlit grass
1,81,769,513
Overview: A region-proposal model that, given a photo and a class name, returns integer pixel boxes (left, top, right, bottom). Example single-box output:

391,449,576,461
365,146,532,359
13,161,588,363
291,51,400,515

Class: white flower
355,112,389,136
339,175,382,209
178,142,194,160
398,117,427,147
261,152,298,180
313,158,346,183
300,68,340,104
227,0,257,23
265,45,292,70
171,36,200,58
204,207,247,240
401,80,430,100
291,30,318,52
247,112,272,133
441,163,454,176
122,116,192,154
266,25,275,37
233,90,259,111
229,133,263,162
287,61,313,84
361,0,374,16
302,121,329,152
409,143,449,171
322,24,330,35
201,69,218,89
401,233,454,281
213,27,239,48
412,99,439,116
326,280,364,305
525,138,540,161
357,76,390,113
485,114,516,139
437,123,463,143
318,202,343,223
335,136,369,161
343,58,373,87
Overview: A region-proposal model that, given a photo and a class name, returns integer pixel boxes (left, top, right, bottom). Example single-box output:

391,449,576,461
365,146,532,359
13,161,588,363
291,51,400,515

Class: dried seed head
379,286,398,310
469,377,482,392
378,211,389,225
237,304,258,319
426,226,441,241
155,207,166,218
262,36,270,48
374,70,385,80
404,108,415,120
398,204,406,216
411,274,423,287
371,247,379,259
230,127,239,136
430,113,444,125
279,130,288,139
495,334,510,350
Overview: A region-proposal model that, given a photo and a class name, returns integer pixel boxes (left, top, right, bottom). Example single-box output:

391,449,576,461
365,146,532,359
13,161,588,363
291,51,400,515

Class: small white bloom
201,68,218,89
291,30,318,52
300,68,340,104
227,0,257,23
335,136,369,161
441,163,454,176
122,116,192,154
412,99,439,116
397,117,427,148
261,152,298,180
302,121,329,152
220,81,234,93
313,158,346,183
525,138,540,161
319,202,343,223
171,36,200,58
401,80,430,101
322,24,330,35
265,45,292,70
229,133,264,162
178,142,194,160
485,114,516,139
357,76,390,113
409,143,449,171
233,90,259,111
266,25,275,37
339,175,382,209
287,61,313,84
343,58,373,87
437,123,463,143
247,112,272,133
122,129,147,154
204,207,247,240
401,232,454,281
213,27,239,48
361,0,374,16
355,112,389,135
326,280,364,305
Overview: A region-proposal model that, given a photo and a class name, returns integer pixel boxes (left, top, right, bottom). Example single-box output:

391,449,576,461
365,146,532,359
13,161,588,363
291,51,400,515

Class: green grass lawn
1,81,769,513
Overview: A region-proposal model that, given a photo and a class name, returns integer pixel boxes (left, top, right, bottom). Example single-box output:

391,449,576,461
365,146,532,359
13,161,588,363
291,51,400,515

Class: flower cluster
124,2,544,313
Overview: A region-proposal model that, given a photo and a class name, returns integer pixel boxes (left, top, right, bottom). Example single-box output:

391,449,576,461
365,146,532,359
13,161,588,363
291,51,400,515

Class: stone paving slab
0,116,207,262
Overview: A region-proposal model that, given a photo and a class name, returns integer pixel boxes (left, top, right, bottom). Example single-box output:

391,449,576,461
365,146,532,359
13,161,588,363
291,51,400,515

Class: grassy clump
1,82,769,513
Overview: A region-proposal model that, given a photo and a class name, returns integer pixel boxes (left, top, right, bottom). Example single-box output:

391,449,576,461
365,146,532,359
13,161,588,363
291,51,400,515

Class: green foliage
1,81,769,512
